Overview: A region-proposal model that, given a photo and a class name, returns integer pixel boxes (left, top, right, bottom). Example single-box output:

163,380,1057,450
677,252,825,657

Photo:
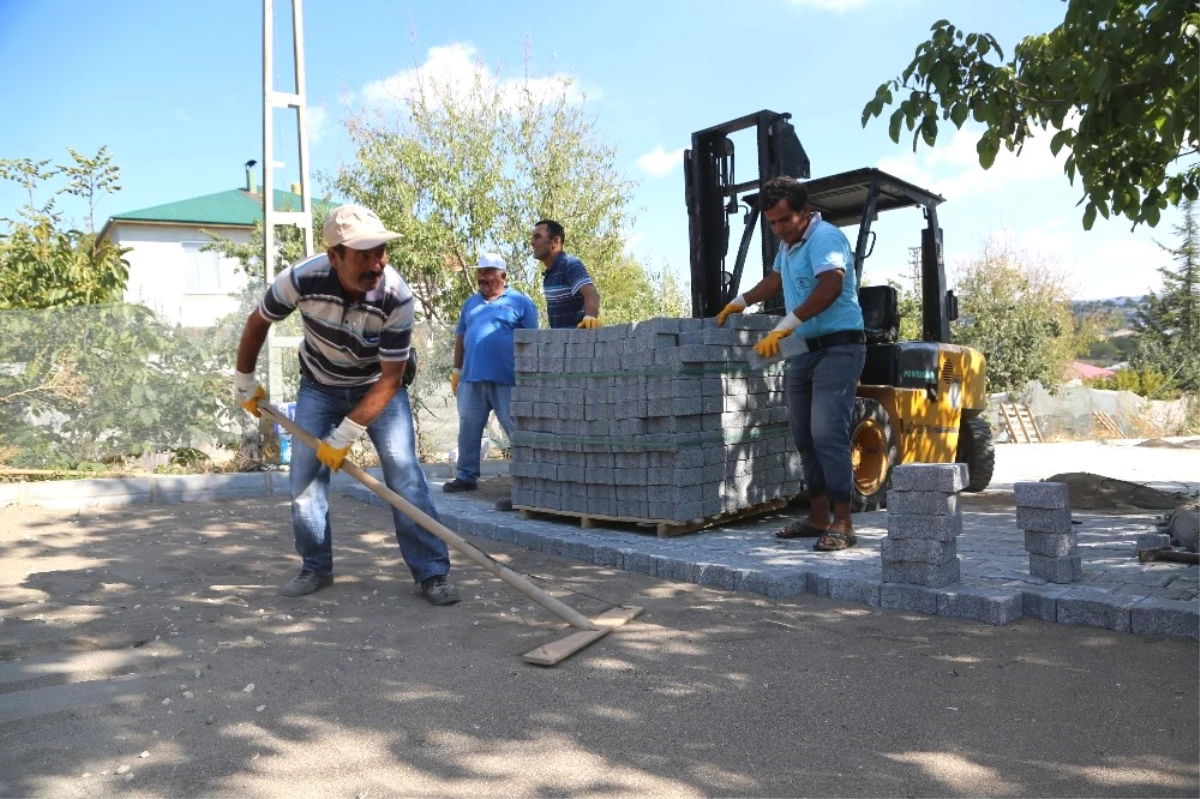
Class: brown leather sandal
813,530,857,551
775,520,827,539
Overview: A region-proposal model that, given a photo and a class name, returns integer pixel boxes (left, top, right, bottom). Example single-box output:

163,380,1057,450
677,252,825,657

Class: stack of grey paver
1016,481,1080,583
880,464,967,587
507,314,803,525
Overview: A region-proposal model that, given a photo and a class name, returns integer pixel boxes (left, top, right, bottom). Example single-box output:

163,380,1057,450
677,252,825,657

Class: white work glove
234,371,265,417
317,416,368,472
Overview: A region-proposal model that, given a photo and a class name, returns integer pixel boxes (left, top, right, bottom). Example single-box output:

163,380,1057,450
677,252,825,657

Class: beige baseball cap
322,204,403,250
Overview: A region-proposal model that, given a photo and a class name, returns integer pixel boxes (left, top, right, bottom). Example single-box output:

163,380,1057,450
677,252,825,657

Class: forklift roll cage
684,109,959,342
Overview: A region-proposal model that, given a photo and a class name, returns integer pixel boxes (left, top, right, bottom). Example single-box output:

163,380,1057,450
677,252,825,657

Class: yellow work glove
317,417,367,472
753,314,802,358
576,315,602,329
234,371,265,417
715,294,748,326
451,368,461,397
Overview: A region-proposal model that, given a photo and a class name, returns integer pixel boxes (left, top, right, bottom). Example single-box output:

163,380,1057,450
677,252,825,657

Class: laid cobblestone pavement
344,484,1199,639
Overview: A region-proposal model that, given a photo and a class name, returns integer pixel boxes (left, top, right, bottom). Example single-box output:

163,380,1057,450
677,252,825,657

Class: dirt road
1,496,1196,798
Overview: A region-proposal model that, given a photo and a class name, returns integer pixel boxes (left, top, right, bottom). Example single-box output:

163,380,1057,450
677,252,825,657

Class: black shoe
421,575,460,606
442,478,478,493
281,570,334,596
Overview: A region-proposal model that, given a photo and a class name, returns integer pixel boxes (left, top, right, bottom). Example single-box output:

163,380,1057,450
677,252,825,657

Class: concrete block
936,586,1023,626
1029,553,1082,584
622,550,655,575
886,490,959,517
1013,481,1071,510
825,575,881,607
885,512,963,541
591,545,624,568
1057,593,1135,633
20,477,156,509
1021,590,1059,622
1024,531,1078,558
880,537,958,564
738,569,809,599
696,563,740,591
881,558,961,587
651,556,700,584
880,583,939,615
889,463,969,493
1130,597,1200,640
1016,506,1074,535
1136,533,1171,552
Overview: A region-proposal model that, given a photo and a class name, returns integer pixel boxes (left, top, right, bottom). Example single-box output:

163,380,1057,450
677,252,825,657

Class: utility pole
262,0,314,413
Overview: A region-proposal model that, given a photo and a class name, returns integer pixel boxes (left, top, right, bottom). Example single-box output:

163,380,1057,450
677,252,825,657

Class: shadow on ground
0,495,1196,798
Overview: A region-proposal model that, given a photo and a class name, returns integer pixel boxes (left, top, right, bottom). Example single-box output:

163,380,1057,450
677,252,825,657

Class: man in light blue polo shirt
716,176,866,552
442,253,539,511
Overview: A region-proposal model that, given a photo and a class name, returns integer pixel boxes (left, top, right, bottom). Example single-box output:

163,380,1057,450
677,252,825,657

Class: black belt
805,329,866,351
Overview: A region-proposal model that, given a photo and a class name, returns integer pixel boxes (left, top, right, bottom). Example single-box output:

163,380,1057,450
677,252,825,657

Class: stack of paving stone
1015,481,1080,583
880,464,967,587
507,314,803,525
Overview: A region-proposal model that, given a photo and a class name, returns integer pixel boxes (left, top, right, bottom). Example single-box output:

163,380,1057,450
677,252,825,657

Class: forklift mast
684,110,810,319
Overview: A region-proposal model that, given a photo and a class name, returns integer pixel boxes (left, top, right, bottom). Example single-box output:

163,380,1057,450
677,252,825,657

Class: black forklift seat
859,285,899,345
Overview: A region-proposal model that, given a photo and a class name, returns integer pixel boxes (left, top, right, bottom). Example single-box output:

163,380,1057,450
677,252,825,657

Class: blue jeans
456,380,515,484
289,377,450,584
786,343,867,505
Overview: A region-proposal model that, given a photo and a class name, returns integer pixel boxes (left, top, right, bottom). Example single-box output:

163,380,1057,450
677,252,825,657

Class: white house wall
113,223,253,327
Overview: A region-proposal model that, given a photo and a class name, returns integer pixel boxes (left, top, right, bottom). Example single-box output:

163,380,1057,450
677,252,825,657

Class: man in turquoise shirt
716,176,867,552
443,253,539,512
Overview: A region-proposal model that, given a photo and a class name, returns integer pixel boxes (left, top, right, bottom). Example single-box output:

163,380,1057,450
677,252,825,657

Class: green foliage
1131,199,1200,391
1085,366,1179,398
326,49,672,325
0,304,240,469
862,2,1200,230
0,148,130,309
950,235,1080,392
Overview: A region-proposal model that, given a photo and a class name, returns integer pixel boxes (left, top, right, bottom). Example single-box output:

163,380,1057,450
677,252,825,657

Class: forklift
684,110,995,511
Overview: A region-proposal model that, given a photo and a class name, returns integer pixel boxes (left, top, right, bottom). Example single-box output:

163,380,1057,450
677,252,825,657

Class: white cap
322,204,402,250
474,252,507,271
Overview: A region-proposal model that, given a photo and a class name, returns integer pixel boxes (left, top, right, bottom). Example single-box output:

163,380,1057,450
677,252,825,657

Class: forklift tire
956,414,995,492
850,398,896,512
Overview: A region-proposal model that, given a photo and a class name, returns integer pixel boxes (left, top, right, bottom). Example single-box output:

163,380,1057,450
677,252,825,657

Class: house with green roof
99,165,314,327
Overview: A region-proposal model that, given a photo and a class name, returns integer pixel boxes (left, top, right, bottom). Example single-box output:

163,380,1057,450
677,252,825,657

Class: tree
1131,198,1200,390
0,149,129,309
326,47,672,325
950,235,1080,393
862,2,1200,230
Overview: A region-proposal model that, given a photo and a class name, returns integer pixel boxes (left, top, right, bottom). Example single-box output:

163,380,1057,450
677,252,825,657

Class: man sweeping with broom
233,203,459,605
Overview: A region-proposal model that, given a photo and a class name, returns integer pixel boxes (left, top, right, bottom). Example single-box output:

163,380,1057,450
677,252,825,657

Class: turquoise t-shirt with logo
772,214,865,339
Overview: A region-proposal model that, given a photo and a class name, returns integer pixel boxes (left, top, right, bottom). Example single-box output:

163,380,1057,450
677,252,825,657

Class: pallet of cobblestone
508,315,803,536
880,464,967,588
1015,481,1080,584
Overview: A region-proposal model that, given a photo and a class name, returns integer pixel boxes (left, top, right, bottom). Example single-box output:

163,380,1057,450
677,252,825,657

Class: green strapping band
513,422,791,450
515,363,785,382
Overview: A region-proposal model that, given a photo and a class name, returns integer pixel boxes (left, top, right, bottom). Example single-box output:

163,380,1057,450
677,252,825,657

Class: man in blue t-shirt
716,176,867,553
530,219,603,329
442,253,539,511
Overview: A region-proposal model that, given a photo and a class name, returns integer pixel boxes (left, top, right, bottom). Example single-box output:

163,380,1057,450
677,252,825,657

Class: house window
182,242,226,293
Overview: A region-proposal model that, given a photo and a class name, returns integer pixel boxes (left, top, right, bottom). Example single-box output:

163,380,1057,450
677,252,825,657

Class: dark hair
535,219,566,246
760,176,809,214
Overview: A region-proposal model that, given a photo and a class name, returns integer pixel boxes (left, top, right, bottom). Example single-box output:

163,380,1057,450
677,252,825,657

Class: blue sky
0,0,1182,301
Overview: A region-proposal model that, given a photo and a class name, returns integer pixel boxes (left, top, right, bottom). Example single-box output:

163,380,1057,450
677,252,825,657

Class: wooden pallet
998,402,1043,443
515,496,791,538
1091,410,1123,437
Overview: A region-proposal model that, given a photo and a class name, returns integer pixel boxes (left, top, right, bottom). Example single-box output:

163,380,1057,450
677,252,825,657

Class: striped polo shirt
542,251,594,329
258,253,415,387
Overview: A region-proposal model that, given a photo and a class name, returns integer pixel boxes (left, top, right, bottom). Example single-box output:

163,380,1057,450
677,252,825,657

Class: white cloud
877,123,1066,202
788,0,870,11
636,145,685,178
307,105,329,143
360,42,587,113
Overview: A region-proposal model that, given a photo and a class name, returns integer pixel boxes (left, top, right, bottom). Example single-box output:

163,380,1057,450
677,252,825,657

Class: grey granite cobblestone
340,485,1198,640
